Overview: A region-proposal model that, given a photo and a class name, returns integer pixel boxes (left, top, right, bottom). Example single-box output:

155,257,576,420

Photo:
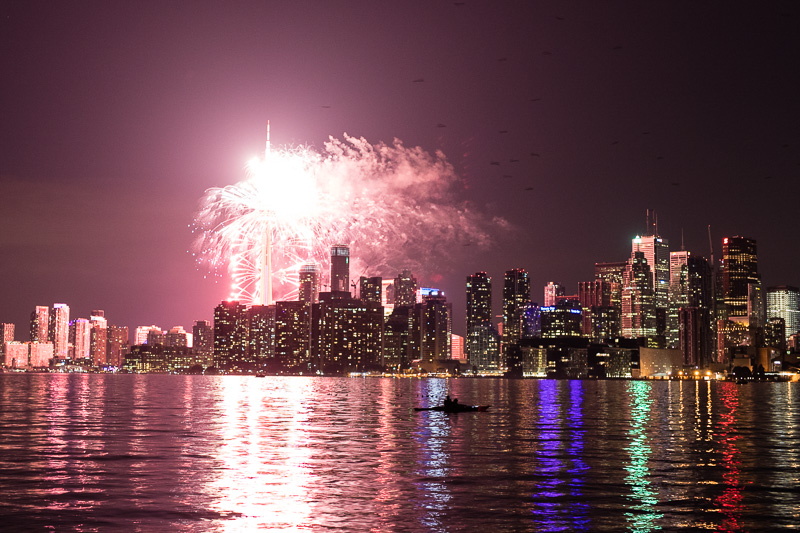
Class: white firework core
193,134,502,304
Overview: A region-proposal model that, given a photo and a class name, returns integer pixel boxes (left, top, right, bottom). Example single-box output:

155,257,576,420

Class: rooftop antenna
707,225,714,266
681,228,685,251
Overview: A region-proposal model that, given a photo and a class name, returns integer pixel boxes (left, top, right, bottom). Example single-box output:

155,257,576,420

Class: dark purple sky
2,1,798,337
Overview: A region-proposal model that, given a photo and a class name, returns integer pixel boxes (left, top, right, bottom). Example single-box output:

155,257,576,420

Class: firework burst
192,133,504,304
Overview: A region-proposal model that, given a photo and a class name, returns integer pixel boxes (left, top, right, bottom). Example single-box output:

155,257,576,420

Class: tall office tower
680,255,715,367
632,233,670,337
764,317,787,353
466,272,493,367
748,281,766,331
380,279,395,316
679,306,702,366
316,296,383,373
667,251,690,348
73,318,92,361
106,325,129,367
274,301,311,371
384,306,413,370
767,286,800,342
543,282,564,307
213,301,250,372
90,313,108,366
394,269,418,306
248,305,276,365
192,320,214,368
503,269,531,352
578,280,612,336
1,323,15,355
416,290,452,363
30,306,49,342
594,262,626,300
359,276,382,304
621,252,657,341
330,245,350,293
721,236,758,318
299,263,320,303
51,304,70,360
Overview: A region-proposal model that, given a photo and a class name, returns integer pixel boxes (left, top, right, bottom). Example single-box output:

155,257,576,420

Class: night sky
2,1,798,337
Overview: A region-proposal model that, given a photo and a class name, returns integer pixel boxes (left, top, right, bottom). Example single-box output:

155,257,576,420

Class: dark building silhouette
466,272,495,369
359,276,382,304
384,306,413,370
503,268,531,354
106,325,129,368
417,289,452,363
213,301,250,372
541,300,583,338
393,269,418,307
299,263,320,303
722,236,759,318
330,245,350,293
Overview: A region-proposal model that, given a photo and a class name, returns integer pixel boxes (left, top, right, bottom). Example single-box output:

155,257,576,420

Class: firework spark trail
193,134,506,304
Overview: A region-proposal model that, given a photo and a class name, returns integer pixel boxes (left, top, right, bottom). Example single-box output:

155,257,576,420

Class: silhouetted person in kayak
444,395,452,408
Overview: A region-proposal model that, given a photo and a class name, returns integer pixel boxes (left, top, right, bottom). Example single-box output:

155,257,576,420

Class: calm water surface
0,374,797,531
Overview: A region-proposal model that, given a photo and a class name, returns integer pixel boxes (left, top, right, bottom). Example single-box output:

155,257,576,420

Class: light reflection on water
0,374,798,532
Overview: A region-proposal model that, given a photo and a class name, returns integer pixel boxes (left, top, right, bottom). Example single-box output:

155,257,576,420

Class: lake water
0,374,797,531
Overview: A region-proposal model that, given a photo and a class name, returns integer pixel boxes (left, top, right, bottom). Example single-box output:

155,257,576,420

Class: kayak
414,404,490,413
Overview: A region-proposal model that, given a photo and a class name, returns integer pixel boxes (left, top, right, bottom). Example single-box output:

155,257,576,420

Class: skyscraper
73,318,91,361
30,306,49,343
90,312,108,366
213,301,250,372
721,236,758,318
52,303,70,361
621,252,657,341
330,245,350,293
544,282,564,307
503,269,531,352
192,320,213,368
394,269,418,306
248,304,276,365
299,263,320,303
106,325,129,367
1,323,15,358
417,289,452,363
466,272,495,369
274,300,311,371
767,286,800,342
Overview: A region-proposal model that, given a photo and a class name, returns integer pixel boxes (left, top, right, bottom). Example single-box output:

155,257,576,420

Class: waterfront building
73,319,91,361
134,325,161,345
3,342,28,368
191,320,213,368
417,289,452,363
248,305,276,366
764,317,787,354
213,301,250,372
466,272,493,367
590,306,621,343
1,323,14,356
165,326,190,348
722,236,759,318
359,276,382,304
274,301,310,372
503,268,531,352
147,328,166,346
316,294,383,374
299,263,320,304
383,306,413,370
330,245,350,293
667,251,690,348
30,306,49,343
451,334,464,360
766,285,799,342
106,325,129,367
393,269,418,306
90,313,108,366
51,303,70,360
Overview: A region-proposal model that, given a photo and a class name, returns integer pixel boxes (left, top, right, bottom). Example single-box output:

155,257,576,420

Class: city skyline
2,2,799,338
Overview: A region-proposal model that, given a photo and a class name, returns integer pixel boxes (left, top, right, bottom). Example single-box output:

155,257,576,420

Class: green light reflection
624,380,663,532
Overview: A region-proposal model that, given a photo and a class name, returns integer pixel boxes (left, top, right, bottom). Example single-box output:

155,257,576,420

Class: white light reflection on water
211,377,313,530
